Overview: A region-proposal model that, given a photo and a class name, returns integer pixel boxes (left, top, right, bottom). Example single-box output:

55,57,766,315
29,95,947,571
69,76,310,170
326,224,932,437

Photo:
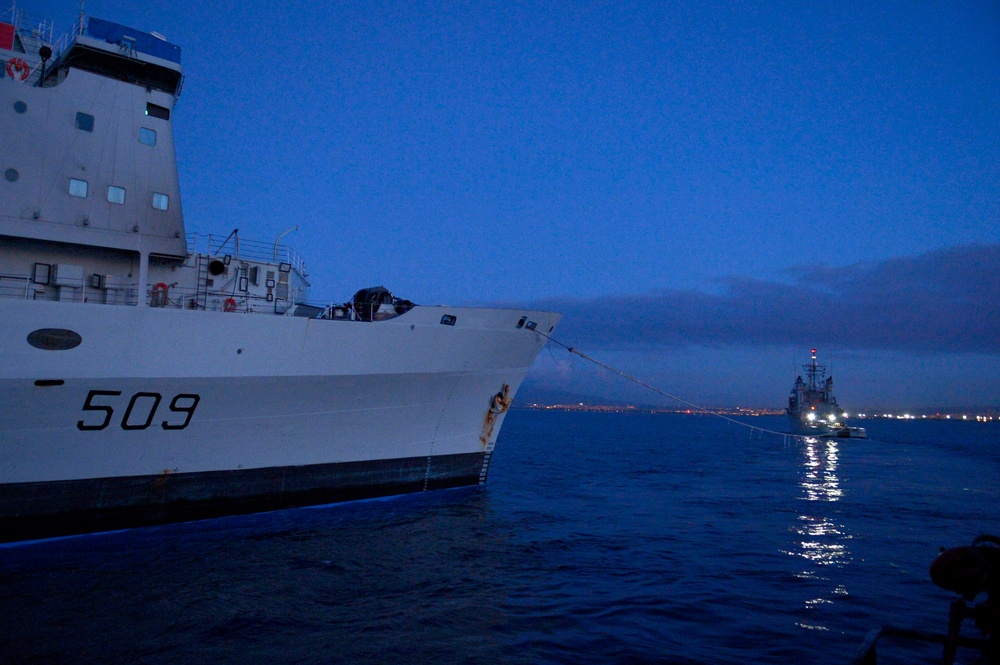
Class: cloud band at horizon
516,243,1000,410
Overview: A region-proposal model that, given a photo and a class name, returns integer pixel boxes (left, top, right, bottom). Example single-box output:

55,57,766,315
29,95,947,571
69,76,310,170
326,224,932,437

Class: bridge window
145,103,170,120
75,112,94,132
69,178,88,198
108,186,126,205
152,192,169,210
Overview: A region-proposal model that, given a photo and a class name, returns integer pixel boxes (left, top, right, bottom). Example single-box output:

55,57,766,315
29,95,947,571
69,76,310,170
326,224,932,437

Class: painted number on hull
77,390,201,431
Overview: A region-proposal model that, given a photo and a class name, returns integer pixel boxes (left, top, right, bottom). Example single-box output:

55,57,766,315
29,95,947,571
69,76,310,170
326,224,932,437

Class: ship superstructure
786,349,865,439
1,8,560,542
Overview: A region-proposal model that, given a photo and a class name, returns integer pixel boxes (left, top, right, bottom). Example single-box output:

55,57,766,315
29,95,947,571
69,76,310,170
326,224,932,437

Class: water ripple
1,414,997,664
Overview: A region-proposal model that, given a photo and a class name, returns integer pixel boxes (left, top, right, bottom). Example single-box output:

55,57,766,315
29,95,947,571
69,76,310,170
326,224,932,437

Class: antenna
802,348,827,392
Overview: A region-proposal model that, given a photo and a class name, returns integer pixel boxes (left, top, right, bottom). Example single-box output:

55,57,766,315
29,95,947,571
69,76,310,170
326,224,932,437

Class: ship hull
1,299,559,542
0,453,484,542
787,413,867,439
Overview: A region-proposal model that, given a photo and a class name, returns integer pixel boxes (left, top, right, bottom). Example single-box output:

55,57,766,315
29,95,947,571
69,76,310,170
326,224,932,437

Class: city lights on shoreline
520,404,998,422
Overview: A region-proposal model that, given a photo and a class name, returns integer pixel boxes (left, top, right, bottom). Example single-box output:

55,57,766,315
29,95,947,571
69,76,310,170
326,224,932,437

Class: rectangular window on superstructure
108,186,126,205
75,112,95,132
139,127,157,146
145,103,170,120
69,178,88,198
152,192,169,210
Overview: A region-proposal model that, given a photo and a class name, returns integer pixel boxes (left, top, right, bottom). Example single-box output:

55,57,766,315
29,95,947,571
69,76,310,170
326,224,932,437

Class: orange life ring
150,282,169,307
223,298,237,312
5,58,30,81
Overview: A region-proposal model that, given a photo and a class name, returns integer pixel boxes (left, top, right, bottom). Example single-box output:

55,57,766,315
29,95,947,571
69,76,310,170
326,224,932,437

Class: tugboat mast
804,347,826,392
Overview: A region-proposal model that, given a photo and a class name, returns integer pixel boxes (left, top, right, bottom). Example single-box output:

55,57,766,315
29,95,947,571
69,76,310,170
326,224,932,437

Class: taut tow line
534,330,807,445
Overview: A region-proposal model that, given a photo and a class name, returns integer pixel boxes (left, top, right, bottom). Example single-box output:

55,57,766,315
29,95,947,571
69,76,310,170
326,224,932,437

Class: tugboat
0,7,559,542
787,349,866,439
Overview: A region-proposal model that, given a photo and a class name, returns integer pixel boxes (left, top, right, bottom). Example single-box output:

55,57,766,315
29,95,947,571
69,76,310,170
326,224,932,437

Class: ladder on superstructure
194,254,209,310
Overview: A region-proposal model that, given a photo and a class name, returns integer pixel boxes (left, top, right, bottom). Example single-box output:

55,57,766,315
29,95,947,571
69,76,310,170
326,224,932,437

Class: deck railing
0,272,304,314
146,282,296,315
0,273,138,305
2,271,394,321
186,233,307,277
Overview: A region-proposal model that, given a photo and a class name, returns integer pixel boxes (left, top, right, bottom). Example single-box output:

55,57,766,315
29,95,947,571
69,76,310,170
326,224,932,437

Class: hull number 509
77,390,201,431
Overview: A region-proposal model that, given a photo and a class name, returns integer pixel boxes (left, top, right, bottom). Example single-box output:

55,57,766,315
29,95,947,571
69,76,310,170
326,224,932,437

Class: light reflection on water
801,438,843,503
786,438,855,625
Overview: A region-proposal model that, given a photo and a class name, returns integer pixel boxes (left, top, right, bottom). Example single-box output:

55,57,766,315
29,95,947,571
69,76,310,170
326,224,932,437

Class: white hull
1,299,558,539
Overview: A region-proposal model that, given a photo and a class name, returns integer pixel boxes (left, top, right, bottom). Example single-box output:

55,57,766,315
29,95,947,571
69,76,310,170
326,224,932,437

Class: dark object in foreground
852,534,999,665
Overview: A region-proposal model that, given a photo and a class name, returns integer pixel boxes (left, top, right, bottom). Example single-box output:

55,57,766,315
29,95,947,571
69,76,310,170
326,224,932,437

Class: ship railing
850,624,990,665
2,5,71,60
2,11,154,62
0,274,32,300
60,14,83,51
0,6,78,89
186,232,306,276
0,272,140,305
146,282,297,315
1,6,55,43
2,272,398,320
1,269,308,313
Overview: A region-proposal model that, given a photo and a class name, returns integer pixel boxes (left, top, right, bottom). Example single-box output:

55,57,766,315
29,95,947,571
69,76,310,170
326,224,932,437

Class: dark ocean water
1,411,997,664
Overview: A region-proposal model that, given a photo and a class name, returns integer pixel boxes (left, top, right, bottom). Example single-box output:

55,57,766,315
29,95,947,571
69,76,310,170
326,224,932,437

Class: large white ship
786,349,865,439
0,8,559,542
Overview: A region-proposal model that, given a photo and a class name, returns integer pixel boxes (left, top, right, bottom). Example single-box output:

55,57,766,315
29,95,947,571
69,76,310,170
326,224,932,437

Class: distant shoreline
515,403,999,422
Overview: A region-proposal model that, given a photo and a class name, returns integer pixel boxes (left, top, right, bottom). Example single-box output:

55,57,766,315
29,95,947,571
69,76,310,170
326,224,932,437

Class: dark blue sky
32,1,1000,408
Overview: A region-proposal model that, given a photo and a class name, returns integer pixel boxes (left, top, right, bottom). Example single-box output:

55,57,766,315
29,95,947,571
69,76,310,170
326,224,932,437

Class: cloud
529,243,1000,353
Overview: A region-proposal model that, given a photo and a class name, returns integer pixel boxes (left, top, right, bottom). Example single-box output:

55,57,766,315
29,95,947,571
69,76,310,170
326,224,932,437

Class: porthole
4,168,18,182
14,100,27,114
27,328,83,351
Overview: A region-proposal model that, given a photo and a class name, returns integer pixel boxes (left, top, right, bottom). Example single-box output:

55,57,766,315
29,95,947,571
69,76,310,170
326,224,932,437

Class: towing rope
535,330,807,445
